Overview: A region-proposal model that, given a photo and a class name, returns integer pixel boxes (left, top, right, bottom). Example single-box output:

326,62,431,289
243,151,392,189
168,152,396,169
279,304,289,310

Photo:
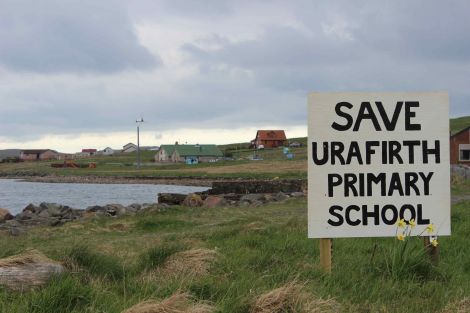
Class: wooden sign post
308,92,451,272
319,238,332,273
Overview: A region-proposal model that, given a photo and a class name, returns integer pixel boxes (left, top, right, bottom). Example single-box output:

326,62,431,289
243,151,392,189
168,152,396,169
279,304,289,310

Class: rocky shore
0,190,305,236
1,174,214,187
0,178,307,235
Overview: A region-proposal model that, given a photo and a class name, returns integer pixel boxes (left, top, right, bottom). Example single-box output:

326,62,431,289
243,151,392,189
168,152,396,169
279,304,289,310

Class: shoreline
1,175,214,187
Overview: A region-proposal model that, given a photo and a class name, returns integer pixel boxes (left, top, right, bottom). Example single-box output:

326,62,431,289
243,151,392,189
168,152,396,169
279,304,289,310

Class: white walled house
122,143,137,153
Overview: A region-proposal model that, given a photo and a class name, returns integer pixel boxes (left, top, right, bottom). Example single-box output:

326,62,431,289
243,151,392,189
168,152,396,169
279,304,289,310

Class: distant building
156,144,223,164
122,143,137,153
100,147,116,156
0,149,21,162
289,141,302,148
20,149,59,161
251,130,288,149
141,146,159,151
81,149,97,157
450,126,470,164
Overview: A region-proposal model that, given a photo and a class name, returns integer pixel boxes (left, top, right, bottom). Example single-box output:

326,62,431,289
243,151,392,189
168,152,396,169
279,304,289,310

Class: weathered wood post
319,238,332,273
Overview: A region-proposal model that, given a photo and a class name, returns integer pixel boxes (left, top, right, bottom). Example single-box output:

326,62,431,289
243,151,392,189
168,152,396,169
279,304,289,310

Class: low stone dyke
209,179,307,195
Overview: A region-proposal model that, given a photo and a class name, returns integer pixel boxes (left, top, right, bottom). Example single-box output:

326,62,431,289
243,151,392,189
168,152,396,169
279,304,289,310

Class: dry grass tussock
122,292,214,313
0,249,58,267
441,298,469,313
251,281,341,313
160,249,219,279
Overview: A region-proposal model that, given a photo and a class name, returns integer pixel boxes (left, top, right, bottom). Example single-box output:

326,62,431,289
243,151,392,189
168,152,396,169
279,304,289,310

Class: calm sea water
0,179,208,214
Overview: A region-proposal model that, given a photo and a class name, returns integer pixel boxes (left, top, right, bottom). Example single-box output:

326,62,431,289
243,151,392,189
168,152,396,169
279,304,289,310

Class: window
459,144,470,161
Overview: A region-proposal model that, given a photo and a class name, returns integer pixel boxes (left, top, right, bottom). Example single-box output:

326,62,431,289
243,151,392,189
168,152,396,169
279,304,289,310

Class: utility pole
136,117,144,169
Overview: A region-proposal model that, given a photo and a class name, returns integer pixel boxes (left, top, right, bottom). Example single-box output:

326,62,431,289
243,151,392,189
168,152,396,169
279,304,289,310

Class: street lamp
136,117,144,169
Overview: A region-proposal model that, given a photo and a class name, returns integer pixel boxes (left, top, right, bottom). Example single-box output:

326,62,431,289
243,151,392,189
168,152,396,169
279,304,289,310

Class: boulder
273,192,289,202
23,204,40,214
126,203,142,213
203,196,227,208
41,203,62,217
0,250,64,290
183,194,203,207
240,194,265,203
290,192,305,198
104,204,126,216
0,208,13,223
158,193,187,205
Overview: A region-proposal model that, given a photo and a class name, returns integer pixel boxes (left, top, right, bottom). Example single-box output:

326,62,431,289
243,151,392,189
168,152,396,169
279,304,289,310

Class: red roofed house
82,149,97,156
251,130,288,149
450,126,470,164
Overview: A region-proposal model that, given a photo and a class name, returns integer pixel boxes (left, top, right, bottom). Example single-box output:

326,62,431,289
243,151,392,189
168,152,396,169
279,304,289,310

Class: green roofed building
155,143,223,164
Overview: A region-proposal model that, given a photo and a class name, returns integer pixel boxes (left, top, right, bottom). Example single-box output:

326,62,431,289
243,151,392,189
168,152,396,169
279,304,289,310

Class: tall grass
0,198,468,312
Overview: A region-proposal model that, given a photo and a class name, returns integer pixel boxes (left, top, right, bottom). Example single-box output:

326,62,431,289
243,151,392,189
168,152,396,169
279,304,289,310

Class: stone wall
209,179,307,195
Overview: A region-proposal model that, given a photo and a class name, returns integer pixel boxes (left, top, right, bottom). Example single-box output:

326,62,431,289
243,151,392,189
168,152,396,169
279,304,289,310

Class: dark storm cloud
0,0,159,73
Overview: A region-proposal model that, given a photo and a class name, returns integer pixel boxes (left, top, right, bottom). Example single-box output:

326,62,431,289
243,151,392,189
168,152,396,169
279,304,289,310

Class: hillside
450,115,470,135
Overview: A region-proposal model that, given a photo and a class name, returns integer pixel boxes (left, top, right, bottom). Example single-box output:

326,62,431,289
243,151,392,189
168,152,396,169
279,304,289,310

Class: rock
37,210,51,218
290,192,305,198
0,208,13,223
15,211,34,221
0,250,64,290
126,203,142,213
240,194,265,203
9,227,22,236
41,203,62,217
104,204,127,216
210,179,307,194
23,204,40,214
203,196,227,208
86,205,103,212
158,193,187,205
183,194,203,207
273,192,288,201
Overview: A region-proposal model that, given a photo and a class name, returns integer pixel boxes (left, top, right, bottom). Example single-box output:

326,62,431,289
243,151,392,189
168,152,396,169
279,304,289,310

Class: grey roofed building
0,149,21,162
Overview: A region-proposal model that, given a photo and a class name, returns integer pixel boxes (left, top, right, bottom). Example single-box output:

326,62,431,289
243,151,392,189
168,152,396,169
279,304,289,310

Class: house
450,125,470,164
20,149,59,161
155,144,223,164
100,147,116,156
122,143,138,153
251,130,288,149
81,149,97,157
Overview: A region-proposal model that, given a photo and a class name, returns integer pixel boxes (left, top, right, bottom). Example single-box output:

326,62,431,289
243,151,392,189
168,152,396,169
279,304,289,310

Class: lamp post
136,117,144,169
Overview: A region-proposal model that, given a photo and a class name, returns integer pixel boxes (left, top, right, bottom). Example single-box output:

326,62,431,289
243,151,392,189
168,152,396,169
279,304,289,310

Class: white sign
308,92,450,238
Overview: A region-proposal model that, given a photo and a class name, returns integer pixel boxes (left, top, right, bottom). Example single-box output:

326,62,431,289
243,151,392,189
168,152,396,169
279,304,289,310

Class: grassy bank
0,197,468,312
0,148,307,180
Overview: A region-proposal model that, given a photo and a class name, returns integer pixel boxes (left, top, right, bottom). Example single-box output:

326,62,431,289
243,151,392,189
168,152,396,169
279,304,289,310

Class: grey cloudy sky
0,0,469,152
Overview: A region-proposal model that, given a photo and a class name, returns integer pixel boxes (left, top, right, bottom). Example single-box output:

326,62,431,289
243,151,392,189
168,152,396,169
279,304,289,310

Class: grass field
0,196,468,313
0,146,307,180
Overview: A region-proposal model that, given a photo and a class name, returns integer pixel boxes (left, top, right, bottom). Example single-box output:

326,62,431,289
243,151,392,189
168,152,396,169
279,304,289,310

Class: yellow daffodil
426,224,435,234
409,219,416,228
397,234,405,241
431,239,438,247
397,219,406,228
